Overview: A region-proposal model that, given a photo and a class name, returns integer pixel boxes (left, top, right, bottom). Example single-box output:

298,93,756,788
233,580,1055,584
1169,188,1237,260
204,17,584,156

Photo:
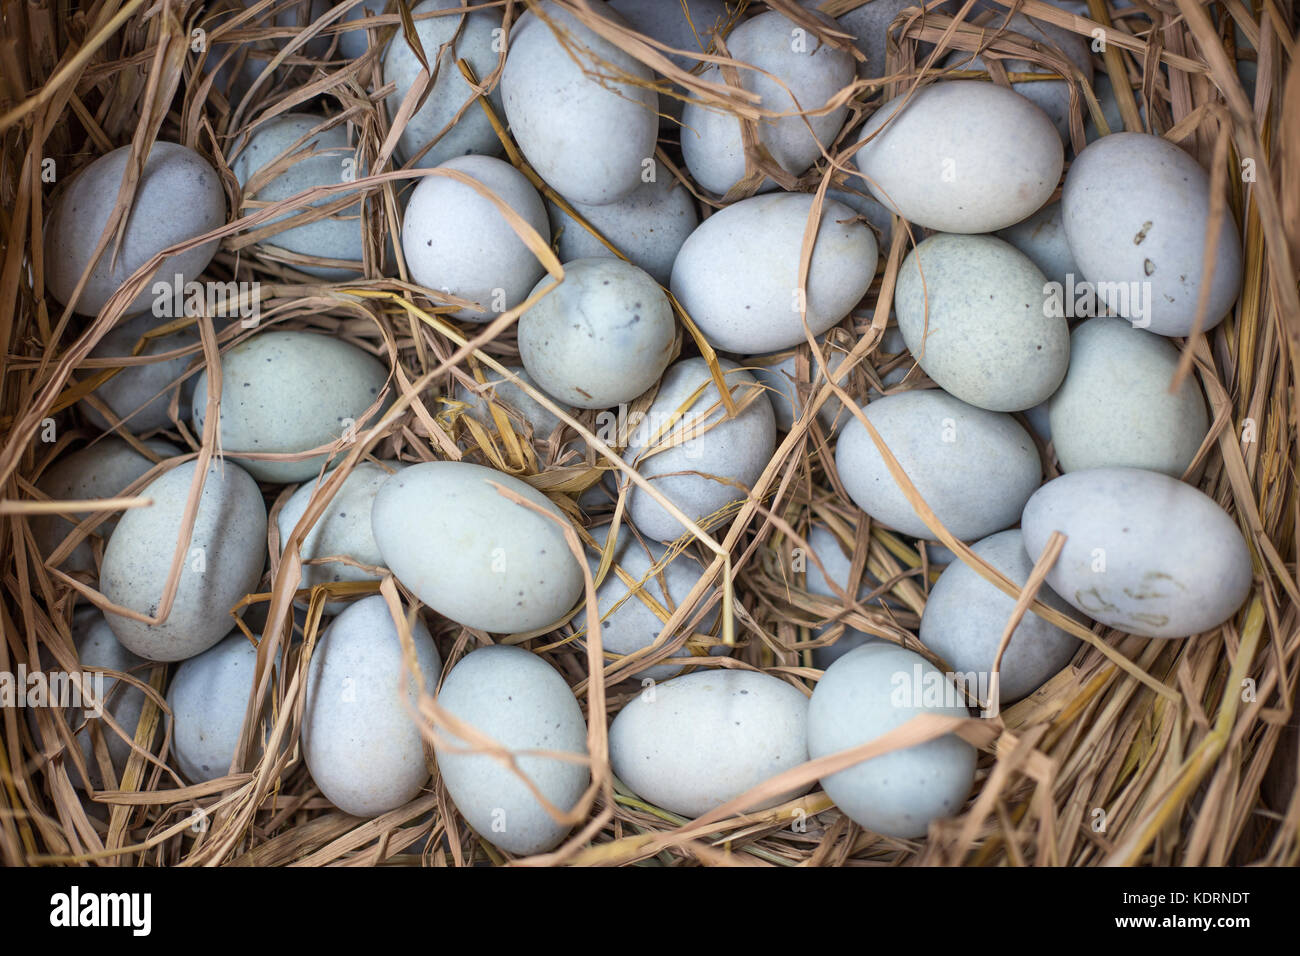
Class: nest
0,0,1297,867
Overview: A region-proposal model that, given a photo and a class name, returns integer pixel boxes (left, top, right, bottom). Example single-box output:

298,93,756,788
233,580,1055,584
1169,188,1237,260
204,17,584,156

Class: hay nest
0,0,1297,867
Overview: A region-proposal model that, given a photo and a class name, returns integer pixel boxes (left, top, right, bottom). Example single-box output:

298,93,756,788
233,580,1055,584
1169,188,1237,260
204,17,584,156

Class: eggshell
853,82,1063,233
382,0,504,168
402,154,550,321
547,161,698,284
807,642,976,838
670,193,878,353
680,10,854,195
1020,467,1253,638
811,0,942,79
834,388,1042,541
44,143,225,316
32,438,176,574
894,233,1069,412
1062,132,1243,337
920,529,1080,704
625,357,776,542
803,525,881,668
581,522,722,681
337,0,388,59
371,460,584,632
101,459,267,661
995,200,1078,288
454,365,571,439
607,0,729,122
167,632,261,783
191,330,391,484
230,113,365,280
501,0,658,205
518,258,676,408
1049,316,1208,476
79,312,201,432
826,185,895,248
276,460,406,611
433,644,589,855
303,595,442,816
749,340,850,434
608,669,810,817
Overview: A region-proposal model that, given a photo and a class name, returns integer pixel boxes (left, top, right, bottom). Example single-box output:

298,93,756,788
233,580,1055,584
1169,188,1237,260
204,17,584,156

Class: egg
337,0,388,59
625,357,776,542
920,529,1080,705
1021,467,1253,638
608,0,729,124
580,522,722,681
276,460,405,611
1049,316,1209,476
803,525,881,668
748,340,850,434
44,142,225,316
680,9,854,195
382,0,504,168
608,669,810,818
371,460,584,632
834,388,1042,541
807,643,976,838
501,0,658,205
402,154,550,321
79,312,201,432
32,438,176,573
454,365,571,440
853,81,1062,234
191,330,391,484
826,185,895,249
894,233,1069,412
809,0,939,79
1062,132,1243,337
995,200,1079,288
434,644,589,855
167,632,262,783
101,459,267,661
518,258,676,409
230,113,365,279
670,193,878,353
547,160,698,284
303,595,442,816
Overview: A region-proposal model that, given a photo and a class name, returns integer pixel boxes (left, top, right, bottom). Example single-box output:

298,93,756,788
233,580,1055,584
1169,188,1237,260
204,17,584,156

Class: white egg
803,525,882,668
434,644,589,855
834,389,1042,541
191,330,391,484
1049,316,1209,476
608,0,729,123
748,340,850,434
995,200,1079,288
808,643,977,838
670,193,878,353
501,0,658,205
609,669,810,818
101,459,267,661
371,460,584,632
337,0,388,60
853,82,1062,233
894,233,1069,412
44,143,225,316
402,154,550,321
78,312,200,432
1062,132,1243,337
625,357,776,542
167,632,262,783
1021,467,1253,638
518,258,676,408
303,595,442,816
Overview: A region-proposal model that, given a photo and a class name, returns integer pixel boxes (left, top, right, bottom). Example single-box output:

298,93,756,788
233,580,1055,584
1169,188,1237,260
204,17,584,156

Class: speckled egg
1021,467,1253,638
434,644,589,855
101,459,267,661
609,669,810,818
371,460,584,632
853,82,1062,234
167,632,262,783
670,193,878,353
518,258,676,408
808,642,976,838
44,142,225,316
625,357,776,542
191,330,391,484
1062,132,1243,337
79,312,200,432
834,389,1042,541
1049,316,1209,477
402,154,550,321
894,233,1069,412
303,595,442,816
